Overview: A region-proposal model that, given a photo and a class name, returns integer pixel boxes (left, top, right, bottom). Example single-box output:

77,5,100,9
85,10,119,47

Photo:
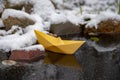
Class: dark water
0,42,120,80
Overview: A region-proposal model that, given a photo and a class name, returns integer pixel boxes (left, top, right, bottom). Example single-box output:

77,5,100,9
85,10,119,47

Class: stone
50,22,81,39
24,2,33,13
84,20,120,35
2,60,17,66
83,20,120,47
9,49,45,62
3,16,35,30
5,1,23,10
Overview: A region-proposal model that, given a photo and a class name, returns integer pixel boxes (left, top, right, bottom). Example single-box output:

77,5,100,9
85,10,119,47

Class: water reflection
43,51,81,68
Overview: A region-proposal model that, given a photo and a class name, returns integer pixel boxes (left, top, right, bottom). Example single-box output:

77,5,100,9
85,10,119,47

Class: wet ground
0,36,120,80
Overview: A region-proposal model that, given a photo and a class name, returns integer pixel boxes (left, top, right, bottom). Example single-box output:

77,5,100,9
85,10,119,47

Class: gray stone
50,22,81,39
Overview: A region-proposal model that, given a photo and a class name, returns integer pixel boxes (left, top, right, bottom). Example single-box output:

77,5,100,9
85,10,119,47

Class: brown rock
50,22,81,38
5,1,23,10
24,2,33,13
9,49,45,62
3,16,35,30
83,20,120,47
84,20,120,35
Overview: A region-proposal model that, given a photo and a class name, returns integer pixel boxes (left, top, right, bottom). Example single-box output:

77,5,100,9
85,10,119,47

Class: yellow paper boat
34,30,85,54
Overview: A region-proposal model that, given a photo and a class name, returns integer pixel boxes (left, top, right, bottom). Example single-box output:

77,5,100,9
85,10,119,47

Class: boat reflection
43,51,81,68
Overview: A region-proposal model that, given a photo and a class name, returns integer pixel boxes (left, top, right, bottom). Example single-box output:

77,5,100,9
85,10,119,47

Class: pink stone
9,49,45,62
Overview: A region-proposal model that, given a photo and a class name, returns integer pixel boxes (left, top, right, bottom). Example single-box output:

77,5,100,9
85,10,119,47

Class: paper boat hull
34,30,85,54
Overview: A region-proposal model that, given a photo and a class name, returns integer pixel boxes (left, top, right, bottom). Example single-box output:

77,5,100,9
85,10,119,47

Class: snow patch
64,10,81,25
1,9,36,22
31,0,55,20
17,45,45,51
6,26,23,35
51,0,84,9
0,30,37,52
49,11,67,24
0,26,23,39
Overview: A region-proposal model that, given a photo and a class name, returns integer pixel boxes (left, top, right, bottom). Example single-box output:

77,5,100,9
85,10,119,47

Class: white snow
0,26,23,39
30,0,55,20
49,11,67,24
1,9,36,22
6,26,23,35
85,0,98,4
17,45,44,51
64,9,81,25
51,0,84,9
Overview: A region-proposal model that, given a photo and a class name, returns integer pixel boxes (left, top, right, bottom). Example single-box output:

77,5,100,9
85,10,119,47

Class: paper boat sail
34,30,85,54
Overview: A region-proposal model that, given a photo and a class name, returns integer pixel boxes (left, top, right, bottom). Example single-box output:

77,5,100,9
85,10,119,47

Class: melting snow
1,9,36,21
17,45,45,51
